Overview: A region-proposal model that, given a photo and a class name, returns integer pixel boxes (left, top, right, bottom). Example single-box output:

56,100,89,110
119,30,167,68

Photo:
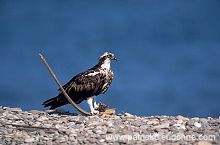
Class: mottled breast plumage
99,69,114,94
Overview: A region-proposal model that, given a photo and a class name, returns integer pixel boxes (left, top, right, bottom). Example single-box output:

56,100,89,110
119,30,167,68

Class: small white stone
147,120,158,125
173,124,186,130
194,122,202,128
25,137,35,143
177,119,183,124
14,132,23,138
153,123,169,129
176,115,189,121
99,139,105,142
179,124,186,130
191,117,200,121
124,113,134,117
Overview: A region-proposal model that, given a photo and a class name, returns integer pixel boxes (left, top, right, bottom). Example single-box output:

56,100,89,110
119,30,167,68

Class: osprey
42,52,116,114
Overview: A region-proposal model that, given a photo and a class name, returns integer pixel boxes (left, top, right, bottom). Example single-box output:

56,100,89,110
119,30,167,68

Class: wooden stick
39,54,92,116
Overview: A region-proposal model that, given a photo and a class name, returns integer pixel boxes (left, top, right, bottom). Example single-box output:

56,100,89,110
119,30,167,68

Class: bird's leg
87,97,99,114
92,96,98,108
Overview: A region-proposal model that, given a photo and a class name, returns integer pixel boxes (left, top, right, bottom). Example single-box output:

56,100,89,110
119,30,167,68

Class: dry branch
39,54,92,116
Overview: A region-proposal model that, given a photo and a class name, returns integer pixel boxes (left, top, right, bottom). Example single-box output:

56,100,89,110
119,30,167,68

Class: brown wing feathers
42,69,108,109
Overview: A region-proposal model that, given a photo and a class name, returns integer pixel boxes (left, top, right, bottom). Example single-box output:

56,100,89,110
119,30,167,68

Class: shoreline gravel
0,106,219,145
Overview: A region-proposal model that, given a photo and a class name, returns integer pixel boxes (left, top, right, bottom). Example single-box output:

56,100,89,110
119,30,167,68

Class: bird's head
98,52,117,61
98,52,117,69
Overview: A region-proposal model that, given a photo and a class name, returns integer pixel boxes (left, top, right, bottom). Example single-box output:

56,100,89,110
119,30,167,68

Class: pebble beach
0,106,219,145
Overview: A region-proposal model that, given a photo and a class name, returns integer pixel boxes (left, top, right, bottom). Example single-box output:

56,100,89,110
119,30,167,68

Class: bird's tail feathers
42,96,68,109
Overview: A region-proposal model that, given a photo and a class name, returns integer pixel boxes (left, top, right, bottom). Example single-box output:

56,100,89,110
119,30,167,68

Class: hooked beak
113,57,117,61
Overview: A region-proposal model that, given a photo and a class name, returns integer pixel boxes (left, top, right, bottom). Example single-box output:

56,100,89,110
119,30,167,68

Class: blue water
1,1,220,118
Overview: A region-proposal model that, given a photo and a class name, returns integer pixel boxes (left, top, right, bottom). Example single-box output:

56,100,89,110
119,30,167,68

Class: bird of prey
42,52,116,114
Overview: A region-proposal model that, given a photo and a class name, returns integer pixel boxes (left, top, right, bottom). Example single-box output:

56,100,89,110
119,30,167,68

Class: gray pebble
215,118,220,123
24,137,35,143
47,140,53,145
140,124,148,129
187,119,196,126
124,112,134,117
153,123,170,129
87,138,98,143
107,128,116,133
39,130,46,136
131,120,142,127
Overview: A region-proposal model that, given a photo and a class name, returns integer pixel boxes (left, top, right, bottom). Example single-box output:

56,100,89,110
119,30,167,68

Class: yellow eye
107,54,111,58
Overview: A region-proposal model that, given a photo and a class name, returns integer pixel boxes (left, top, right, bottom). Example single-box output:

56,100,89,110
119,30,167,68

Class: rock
14,132,23,138
37,116,49,121
32,122,41,127
29,110,42,114
75,121,83,125
177,119,183,124
119,139,128,144
154,123,170,129
55,108,68,114
4,135,12,138
57,137,66,143
86,129,94,134
99,139,105,143
107,128,116,133
215,119,220,123
200,118,208,124
124,112,134,117
207,117,213,120
4,107,22,113
147,120,158,125
25,137,35,143
105,121,114,127
131,121,142,127
187,119,196,126
95,129,107,134
194,122,202,128
3,107,9,110
197,141,212,145
173,123,186,130
191,117,200,121
140,124,148,129
43,124,52,128
53,131,59,137
39,130,46,136
46,140,53,145
87,138,97,143
176,115,189,121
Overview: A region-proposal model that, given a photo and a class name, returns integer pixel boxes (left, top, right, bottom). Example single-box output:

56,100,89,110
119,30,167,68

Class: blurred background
0,0,220,118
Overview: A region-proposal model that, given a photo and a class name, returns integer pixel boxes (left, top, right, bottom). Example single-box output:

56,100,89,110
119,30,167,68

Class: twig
0,122,58,133
39,54,92,116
